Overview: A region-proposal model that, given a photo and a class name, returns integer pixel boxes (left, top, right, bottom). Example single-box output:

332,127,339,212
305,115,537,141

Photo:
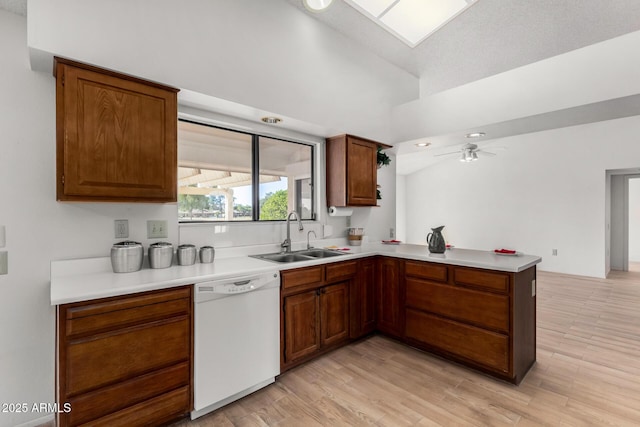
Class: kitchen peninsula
51,243,540,426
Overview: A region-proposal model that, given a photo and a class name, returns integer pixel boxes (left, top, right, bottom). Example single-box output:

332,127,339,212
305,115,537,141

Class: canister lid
113,241,142,248
150,242,173,248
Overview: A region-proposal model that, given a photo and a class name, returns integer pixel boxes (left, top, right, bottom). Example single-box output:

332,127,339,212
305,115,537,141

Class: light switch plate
147,220,168,239
0,251,7,275
114,220,129,239
0,225,5,248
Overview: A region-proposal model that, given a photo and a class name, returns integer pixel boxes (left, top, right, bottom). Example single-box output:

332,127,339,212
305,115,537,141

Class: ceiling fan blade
434,151,461,157
477,150,496,156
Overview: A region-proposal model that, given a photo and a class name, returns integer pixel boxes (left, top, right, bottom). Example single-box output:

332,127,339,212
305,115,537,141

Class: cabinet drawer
66,296,190,338
65,362,189,426
326,261,357,282
282,266,323,290
454,267,510,293
66,317,190,396
406,278,509,332
405,261,448,282
79,385,190,427
406,309,509,373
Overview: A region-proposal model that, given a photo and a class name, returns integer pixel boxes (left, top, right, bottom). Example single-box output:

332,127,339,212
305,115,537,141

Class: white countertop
50,243,541,305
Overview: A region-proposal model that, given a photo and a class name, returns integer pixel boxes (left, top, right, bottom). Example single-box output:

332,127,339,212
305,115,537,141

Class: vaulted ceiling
8,0,640,175
286,0,640,95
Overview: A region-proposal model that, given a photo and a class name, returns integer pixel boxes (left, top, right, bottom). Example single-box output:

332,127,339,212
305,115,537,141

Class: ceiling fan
434,142,497,162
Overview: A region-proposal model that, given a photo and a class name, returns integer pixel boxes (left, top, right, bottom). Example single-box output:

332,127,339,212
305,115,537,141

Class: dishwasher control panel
196,271,280,298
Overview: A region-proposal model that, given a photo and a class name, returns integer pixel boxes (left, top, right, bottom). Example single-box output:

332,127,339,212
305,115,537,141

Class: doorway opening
607,169,640,274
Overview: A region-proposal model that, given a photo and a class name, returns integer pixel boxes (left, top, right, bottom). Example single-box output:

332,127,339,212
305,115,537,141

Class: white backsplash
179,217,347,250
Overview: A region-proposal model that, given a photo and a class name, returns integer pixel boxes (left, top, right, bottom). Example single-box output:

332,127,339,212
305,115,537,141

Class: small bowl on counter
148,242,173,269
177,244,197,266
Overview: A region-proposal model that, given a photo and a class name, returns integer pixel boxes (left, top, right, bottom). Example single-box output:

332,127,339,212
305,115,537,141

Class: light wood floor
170,270,640,426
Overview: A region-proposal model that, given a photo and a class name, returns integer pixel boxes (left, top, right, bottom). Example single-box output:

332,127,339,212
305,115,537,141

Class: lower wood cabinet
376,257,403,338
281,262,354,371
406,309,510,373
282,256,536,384
320,282,350,346
57,286,193,426
283,289,320,362
350,257,376,339
403,260,536,384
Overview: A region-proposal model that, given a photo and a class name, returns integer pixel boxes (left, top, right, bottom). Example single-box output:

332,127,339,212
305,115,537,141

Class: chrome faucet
307,230,317,250
281,211,303,253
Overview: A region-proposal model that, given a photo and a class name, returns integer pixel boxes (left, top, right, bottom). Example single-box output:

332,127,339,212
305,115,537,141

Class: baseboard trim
15,414,54,427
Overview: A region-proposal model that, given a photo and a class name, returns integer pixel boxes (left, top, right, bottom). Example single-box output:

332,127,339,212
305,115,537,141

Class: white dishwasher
191,269,280,420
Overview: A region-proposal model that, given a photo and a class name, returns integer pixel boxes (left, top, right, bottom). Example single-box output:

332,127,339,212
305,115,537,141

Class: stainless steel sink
251,249,345,263
299,249,345,258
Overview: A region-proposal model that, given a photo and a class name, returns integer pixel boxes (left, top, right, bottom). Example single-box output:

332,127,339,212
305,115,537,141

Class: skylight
344,0,478,47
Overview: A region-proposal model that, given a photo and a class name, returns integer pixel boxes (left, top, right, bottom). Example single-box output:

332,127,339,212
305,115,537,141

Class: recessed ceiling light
303,0,334,12
261,117,282,124
415,142,431,147
466,132,486,138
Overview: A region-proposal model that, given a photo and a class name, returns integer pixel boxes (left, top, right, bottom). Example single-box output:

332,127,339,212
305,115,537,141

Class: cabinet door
55,58,178,202
351,258,376,338
346,136,377,206
284,290,320,363
376,257,403,337
320,282,349,347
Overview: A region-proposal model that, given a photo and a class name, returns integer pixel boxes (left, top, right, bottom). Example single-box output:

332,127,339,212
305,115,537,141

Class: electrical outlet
390,228,395,239
552,249,558,256
147,220,168,239
114,220,129,239
0,251,7,275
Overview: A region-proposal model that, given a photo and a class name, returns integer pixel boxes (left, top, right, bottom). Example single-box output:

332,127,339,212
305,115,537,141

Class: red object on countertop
494,248,516,254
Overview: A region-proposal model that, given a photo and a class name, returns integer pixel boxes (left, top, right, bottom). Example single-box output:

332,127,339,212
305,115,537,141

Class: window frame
178,119,316,223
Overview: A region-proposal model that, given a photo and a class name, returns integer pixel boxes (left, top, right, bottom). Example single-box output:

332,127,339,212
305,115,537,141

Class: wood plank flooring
171,270,640,426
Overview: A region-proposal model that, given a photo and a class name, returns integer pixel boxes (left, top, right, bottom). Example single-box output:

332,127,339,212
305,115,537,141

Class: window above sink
178,120,315,223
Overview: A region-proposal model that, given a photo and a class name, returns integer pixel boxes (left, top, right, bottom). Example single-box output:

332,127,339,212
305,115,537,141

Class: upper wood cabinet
325,134,391,207
54,57,179,202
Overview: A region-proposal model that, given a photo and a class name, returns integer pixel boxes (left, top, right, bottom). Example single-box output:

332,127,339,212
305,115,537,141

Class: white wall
404,115,640,278
0,11,179,427
610,175,626,271
396,174,407,242
350,155,397,243
28,0,418,143
395,30,640,143
629,178,640,262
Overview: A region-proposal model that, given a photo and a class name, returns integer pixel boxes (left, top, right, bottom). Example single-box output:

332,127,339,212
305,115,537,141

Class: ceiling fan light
471,152,478,161
459,152,467,162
